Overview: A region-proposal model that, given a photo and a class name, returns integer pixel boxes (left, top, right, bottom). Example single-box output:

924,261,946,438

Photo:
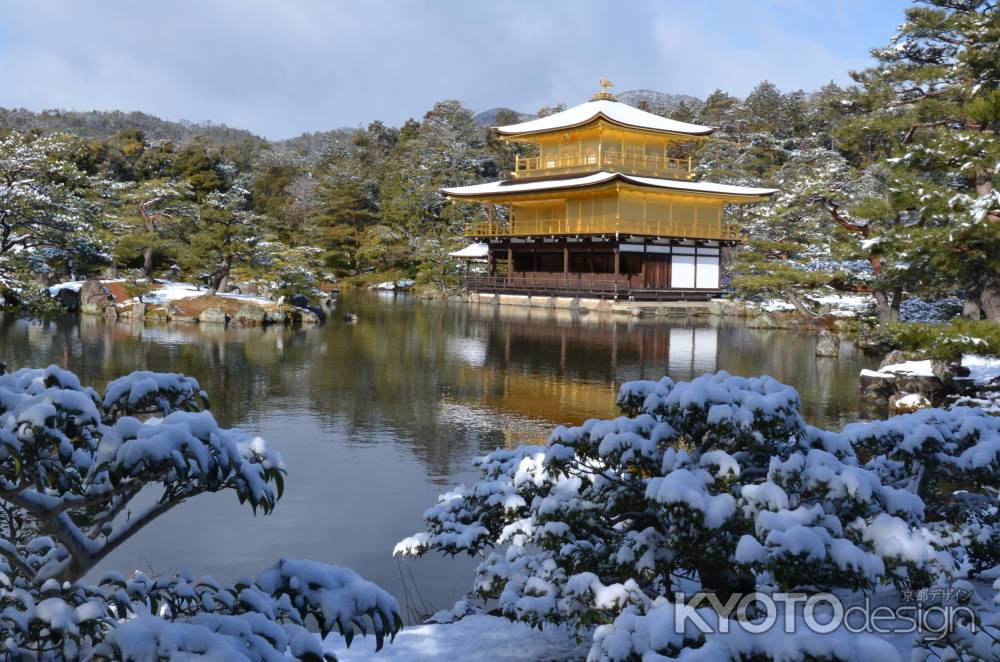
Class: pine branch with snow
0,364,402,659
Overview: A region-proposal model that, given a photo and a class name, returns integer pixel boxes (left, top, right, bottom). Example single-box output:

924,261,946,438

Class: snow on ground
323,615,586,662
879,359,935,377
216,290,275,306
130,281,274,307
374,279,416,291
47,278,277,307
813,293,872,310
760,299,796,312
758,293,873,316
47,280,87,296
132,281,205,305
866,354,1000,384
963,353,1000,383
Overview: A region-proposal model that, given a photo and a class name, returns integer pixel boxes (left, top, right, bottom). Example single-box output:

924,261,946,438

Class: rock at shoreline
860,369,897,410
815,330,839,357
236,305,268,326
291,308,321,325
890,392,932,413
53,287,80,311
305,305,327,323
879,349,915,370
199,308,229,325
747,312,785,329
79,278,114,314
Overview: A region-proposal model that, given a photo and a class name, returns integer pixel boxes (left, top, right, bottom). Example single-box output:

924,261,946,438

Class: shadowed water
0,293,876,619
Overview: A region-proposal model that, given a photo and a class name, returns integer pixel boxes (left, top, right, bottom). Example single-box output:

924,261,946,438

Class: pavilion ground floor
464,236,729,302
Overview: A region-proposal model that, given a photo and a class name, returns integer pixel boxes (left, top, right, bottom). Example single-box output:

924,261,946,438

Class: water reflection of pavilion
446,314,720,433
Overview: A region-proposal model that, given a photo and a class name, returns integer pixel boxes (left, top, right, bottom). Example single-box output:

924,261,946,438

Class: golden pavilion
442,81,777,301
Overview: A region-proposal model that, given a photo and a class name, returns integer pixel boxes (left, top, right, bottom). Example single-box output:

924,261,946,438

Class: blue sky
0,0,911,139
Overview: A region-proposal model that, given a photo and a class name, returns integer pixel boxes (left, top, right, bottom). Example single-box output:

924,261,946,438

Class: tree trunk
785,289,819,317
139,198,161,282
695,559,756,606
964,282,985,320
980,273,1000,322
208,255,232,295
142,246,155,281
963,272,1000,322
890,286,902,323
874,291,893,327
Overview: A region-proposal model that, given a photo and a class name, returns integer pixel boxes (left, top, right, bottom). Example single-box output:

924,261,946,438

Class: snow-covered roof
494,99,714,138
441,172,777,200
449,243,489,259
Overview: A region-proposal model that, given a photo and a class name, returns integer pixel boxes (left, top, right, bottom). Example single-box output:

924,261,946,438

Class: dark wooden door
644,255,669,288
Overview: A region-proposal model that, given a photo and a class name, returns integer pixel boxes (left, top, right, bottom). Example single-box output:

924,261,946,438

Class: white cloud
0,0,903,138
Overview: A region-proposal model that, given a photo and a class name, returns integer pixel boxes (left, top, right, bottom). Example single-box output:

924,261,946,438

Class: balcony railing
514,152,692,179
461,275,722,301
465,218,744,241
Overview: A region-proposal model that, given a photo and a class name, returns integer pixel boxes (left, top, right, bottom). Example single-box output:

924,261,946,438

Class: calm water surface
0,293,876,617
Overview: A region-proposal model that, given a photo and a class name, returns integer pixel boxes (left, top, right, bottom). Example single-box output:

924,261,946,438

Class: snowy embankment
760,293,872,317
47,278,324,325
860,353,1000,413
49,279,273,307
758,293,962,322
864,354,1000,384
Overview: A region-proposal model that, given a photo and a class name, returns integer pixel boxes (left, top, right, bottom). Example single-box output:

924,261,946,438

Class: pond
0,293,877,621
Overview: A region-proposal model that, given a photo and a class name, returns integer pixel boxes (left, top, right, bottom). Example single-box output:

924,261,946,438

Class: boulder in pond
306,305,326,323
295,309,321,325
236,305,268,326
815,330,839,357
343,313,358,323
199,307,229,325
290,293,310,308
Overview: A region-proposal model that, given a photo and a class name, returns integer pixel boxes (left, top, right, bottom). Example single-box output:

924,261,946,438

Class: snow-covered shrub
899,297,963,323
0,364,401,659
874,319,1000,360
399,371,1000,659
588,600,899,662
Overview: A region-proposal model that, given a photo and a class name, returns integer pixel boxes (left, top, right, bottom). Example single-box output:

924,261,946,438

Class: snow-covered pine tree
398,371,1000,660
180,177,265,294
841,0,1000,319
0,132,108,299
0,364,401,659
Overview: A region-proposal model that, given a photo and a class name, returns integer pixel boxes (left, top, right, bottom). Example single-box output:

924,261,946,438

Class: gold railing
465,218,743,241
514,153,692,179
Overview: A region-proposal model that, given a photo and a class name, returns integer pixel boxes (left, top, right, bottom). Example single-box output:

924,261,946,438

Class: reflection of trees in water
0,299,875,484
715,323,874,430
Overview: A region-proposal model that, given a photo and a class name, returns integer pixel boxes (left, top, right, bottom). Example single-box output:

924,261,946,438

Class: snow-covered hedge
398,371,1000,660
0,364,401,659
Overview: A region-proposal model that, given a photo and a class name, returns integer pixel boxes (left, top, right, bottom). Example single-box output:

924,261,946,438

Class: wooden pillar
488,203,494,233
507,247,513,284
563,243,569,275
614,248,620,282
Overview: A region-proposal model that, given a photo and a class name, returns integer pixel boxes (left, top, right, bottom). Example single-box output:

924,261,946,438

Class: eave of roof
441,172,777,201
